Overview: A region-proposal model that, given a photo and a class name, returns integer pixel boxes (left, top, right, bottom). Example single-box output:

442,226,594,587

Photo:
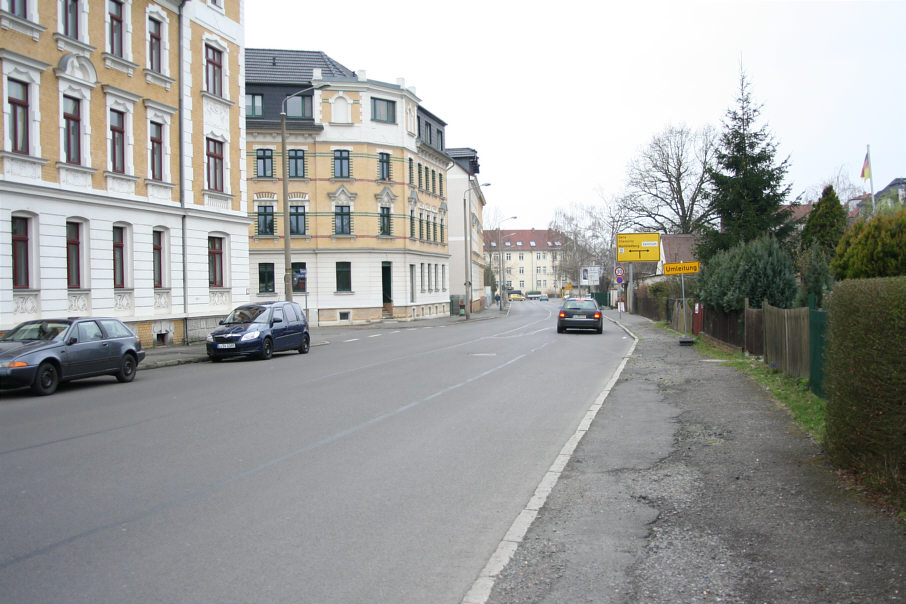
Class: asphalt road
0,301,631,603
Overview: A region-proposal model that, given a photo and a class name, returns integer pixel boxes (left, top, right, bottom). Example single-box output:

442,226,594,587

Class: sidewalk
486,310,905,603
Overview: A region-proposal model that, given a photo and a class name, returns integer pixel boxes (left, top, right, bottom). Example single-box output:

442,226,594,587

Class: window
208,236,223,287
285,95,312,118
288,149,305,178
256,149,273,178
431,169,436,194
8,0,26,17
113,226,125,288
336,261,351,292
148,17,162,73
380,207,391,236
246,93,263,117
439,174,444,197
67,221,81,288
12,216,29,289
333,150,350,178
206,138,223,191
410,209,415,238
433,217,438,242
64,0,79,38
150,121,163,180
372,98,396,123
289,205,305,235
205,44,222,97
378,152,391,181
8,79,28,154
292,261,306,292
335,205,351,235
110,109,125,173
258,263,275,293
63,96,81,164
109,1,124,57
152,230,163,288
419,212,424,239
408,158,414,185
257,206,274,236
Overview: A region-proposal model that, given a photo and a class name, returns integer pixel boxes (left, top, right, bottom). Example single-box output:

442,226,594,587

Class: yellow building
483,229,567,296
1,1,248,344
245,49,451,324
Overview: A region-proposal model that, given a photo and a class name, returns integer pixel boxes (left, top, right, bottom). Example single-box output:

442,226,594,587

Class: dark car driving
557,298,604,334
0,317,146,395
206,301,310,361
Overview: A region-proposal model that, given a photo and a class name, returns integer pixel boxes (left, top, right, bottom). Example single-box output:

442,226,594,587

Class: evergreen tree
698,236,796,312
830,209,906,279
801,185,847,258
697,73,793,263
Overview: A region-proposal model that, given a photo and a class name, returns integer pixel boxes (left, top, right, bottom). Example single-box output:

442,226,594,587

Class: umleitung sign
663,261,700,275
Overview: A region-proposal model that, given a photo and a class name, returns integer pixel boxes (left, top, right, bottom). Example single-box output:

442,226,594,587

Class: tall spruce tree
697,73,793,262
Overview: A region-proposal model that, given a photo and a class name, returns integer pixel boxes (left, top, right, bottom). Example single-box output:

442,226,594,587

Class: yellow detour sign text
617,233,660,262
565,283,573,290
664,261,700,275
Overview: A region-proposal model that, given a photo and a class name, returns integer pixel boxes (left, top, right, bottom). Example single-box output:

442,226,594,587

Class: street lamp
463,182,490,319
281,81,330,301
497,216,517,309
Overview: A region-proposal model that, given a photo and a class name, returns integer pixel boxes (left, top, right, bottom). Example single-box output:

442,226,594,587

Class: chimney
313,68,322,81
357,70,367,81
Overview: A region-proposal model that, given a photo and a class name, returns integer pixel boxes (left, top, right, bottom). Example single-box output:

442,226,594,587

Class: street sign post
617,233,660,262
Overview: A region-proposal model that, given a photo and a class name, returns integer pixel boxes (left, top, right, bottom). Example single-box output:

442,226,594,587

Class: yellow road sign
617,233,660,262
664,261,700,275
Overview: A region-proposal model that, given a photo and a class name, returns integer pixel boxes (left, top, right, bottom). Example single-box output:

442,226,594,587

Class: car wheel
557,324,565,334
596,326,603,334
299,333,310,354
116,354,138,383
31,361,60,396
259,337,273,360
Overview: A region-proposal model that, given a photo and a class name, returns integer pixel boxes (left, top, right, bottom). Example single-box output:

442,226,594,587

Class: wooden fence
763,303,810,378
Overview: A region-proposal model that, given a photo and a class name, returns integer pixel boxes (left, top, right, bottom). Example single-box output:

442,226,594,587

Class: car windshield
2,321,71,342
564,300,597,310
223,307,268,324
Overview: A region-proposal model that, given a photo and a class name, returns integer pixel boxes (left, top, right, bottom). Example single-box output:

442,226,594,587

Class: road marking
344,338,359,343
368,334,382,338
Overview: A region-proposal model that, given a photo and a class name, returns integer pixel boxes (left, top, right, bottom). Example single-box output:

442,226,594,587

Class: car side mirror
67,337,78,346
272,317,283,324
219,319,225,325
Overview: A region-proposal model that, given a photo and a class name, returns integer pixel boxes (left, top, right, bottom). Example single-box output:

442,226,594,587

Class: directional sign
617,233,660,262
614,266,624,277
663,261,700,275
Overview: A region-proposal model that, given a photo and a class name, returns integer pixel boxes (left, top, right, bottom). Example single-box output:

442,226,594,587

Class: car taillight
594,312,601,319
559,311,566,318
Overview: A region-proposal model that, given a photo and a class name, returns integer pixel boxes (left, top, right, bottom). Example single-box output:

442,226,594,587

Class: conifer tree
801,185,847,258
697,73,793,262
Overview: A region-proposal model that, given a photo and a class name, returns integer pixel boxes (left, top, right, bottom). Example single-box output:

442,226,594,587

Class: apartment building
446,147,488,314
1,0,248,344
483,228,567,296
244,48,451,324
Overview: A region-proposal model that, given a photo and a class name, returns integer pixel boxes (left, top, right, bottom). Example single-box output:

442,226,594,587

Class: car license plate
217,343,235,349
574,314,586,319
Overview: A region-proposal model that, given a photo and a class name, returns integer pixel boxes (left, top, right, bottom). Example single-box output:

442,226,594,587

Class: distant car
0,317,145,395
557,298,603,334
539,295,549,301
508,292,525,301
207,301,310,361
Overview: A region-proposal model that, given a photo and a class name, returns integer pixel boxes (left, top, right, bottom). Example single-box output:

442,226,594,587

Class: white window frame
152,226,169,289
201,33,230,102
144,99,175,183
1,50,48,159
103,85,139,177
112,221,133,289
143,5,173,89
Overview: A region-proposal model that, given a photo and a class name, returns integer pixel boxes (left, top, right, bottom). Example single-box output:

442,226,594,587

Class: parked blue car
0,317,145,395
206,301,310,361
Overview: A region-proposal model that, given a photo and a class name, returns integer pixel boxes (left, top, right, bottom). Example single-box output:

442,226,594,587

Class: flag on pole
861,151,871,180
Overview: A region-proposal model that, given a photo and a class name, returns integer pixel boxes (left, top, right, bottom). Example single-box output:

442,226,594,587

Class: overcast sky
246,0,906,230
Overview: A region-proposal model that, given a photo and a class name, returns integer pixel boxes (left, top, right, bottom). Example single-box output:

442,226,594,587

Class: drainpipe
178,1,189,344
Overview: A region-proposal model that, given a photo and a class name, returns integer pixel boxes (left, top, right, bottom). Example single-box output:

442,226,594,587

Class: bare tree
549,197,632,288
622,124,717,234
806,166,862,207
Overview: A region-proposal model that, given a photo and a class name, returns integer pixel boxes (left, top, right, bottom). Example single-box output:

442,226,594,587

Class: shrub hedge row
825,276,906,508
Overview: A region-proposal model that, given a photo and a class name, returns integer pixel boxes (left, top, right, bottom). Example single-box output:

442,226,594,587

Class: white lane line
461,319,640,604
368,334,382,338
344,338,359,343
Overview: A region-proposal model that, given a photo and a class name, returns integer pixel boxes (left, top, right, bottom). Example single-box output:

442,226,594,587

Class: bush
825,276,906,510
831,209,906,280
699,235,796,312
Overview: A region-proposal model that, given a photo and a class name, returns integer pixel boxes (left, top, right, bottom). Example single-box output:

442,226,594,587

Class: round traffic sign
617,277,623,284
615,266,625,277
